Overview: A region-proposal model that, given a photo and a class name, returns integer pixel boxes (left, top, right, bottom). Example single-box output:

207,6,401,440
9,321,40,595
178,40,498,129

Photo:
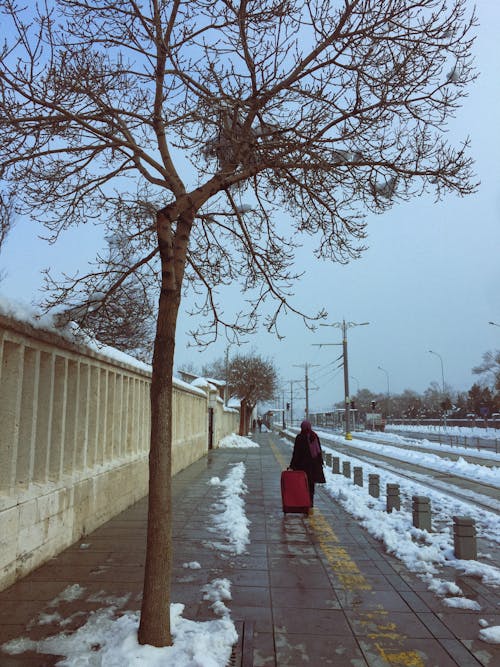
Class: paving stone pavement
0,430,499,666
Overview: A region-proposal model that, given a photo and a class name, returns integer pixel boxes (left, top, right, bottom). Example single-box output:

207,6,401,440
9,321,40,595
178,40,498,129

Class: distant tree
205,352,278,434
0,0,477,647
472,350,500,392
201,357,228,382
467,383,495,417
421,382,443,418
0,188,15,282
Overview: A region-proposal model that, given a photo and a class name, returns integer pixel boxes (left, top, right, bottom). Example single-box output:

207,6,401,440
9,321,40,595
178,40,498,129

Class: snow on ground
207,462,250,555
2,463,250,665
282,432,500,606
219,433,259,448
316,430,500,486
386,423,500,441
358,428,500,462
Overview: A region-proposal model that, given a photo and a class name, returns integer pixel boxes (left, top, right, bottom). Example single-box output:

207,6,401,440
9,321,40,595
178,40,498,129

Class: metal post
342,321,352,440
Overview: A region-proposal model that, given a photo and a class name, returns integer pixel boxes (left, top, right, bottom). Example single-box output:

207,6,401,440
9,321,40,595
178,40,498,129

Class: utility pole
282,388,286,428
318,320,369,440
292,363,319,421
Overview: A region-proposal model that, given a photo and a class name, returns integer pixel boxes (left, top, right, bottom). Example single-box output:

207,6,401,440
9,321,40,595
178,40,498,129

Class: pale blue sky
1,0,499,414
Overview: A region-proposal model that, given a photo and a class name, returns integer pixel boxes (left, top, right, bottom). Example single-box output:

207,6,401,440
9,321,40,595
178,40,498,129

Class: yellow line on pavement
269,434,425,667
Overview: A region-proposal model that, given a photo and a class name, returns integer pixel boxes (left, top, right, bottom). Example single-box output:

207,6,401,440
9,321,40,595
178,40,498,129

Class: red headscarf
300,420,321,458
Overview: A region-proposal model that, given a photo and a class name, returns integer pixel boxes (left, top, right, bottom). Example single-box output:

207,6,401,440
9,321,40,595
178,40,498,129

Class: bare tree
473,350,500,392
204,352,278,433
0,0,477,646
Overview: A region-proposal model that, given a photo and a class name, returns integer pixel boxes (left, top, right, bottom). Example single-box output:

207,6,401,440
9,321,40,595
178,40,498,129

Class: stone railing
0,310,239,591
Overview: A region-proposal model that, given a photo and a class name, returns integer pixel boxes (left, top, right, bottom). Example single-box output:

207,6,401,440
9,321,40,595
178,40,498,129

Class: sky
0,0,499,415
2,428,499,664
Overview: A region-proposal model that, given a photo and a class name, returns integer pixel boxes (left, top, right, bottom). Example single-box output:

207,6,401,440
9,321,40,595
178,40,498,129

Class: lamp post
428,349,447,427
377,366,390,419
321,320,369,440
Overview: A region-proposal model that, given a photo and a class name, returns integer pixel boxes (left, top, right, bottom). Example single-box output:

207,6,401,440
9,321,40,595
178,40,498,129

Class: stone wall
0,313,239,591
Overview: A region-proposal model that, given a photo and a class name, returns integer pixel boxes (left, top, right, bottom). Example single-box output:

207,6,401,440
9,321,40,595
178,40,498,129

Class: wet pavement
0,430,499,666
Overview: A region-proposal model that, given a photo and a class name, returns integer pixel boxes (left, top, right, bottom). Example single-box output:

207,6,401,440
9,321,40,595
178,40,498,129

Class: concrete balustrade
0,312,239,591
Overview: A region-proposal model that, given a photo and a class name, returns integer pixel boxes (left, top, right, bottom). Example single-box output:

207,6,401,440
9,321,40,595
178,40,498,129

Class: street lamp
428,350,445,394
489,321,500,328
321,320,369,440
377,365,390,419
428,349,447,427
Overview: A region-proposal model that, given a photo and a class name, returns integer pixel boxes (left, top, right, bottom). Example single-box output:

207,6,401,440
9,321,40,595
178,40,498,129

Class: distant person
252,418,257,432
289,420,326,507
257,418,262,432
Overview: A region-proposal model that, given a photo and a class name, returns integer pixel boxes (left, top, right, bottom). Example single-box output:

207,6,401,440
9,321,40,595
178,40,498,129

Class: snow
361,428,500,461
319,431,499,485
386,423,500,441
219,433,259,448
479,626,500,644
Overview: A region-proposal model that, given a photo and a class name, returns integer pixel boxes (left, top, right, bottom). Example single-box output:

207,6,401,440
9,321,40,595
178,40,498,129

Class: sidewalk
0,431,498,666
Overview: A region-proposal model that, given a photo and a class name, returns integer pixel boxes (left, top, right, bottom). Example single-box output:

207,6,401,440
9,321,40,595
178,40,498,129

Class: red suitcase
281,470,311,513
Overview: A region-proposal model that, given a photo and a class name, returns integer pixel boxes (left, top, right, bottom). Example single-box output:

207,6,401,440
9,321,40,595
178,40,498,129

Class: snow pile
4,604,237,666
219,433,259,448
207,463,250,554
478,625,500,644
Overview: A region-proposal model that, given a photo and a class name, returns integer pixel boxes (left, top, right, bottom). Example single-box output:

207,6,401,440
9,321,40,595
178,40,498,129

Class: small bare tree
0,0,477,646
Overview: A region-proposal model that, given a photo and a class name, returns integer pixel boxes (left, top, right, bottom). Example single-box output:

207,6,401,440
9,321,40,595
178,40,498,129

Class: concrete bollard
332,457,340,474
453,516,477,560
342,461,351,478
412,496,432,531
353,466,363,487
324,452,332,467
368,474,380,498
386,484,400,513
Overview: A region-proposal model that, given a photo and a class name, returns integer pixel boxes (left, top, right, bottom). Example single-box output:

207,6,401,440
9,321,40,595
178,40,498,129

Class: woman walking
289,420,326,507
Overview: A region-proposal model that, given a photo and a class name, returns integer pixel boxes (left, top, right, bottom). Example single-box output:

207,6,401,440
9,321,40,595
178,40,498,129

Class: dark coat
290,432,326,485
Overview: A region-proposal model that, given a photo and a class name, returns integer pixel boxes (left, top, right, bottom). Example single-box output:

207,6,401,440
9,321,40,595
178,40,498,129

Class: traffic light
286,402,290,410
350,400,356,409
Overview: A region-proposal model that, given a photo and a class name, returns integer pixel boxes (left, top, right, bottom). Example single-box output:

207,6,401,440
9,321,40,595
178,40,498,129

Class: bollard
412,496,432,531
353,466,363,487
386,483,400,513
325,452,332,467
368,474,380,498
453,516,477,560
342,461,351,478
332,457,340,474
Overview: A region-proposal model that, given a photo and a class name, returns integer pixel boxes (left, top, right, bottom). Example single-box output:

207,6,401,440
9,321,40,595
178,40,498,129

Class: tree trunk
239,399,247,436
138,208,193,646
138,283,179,646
